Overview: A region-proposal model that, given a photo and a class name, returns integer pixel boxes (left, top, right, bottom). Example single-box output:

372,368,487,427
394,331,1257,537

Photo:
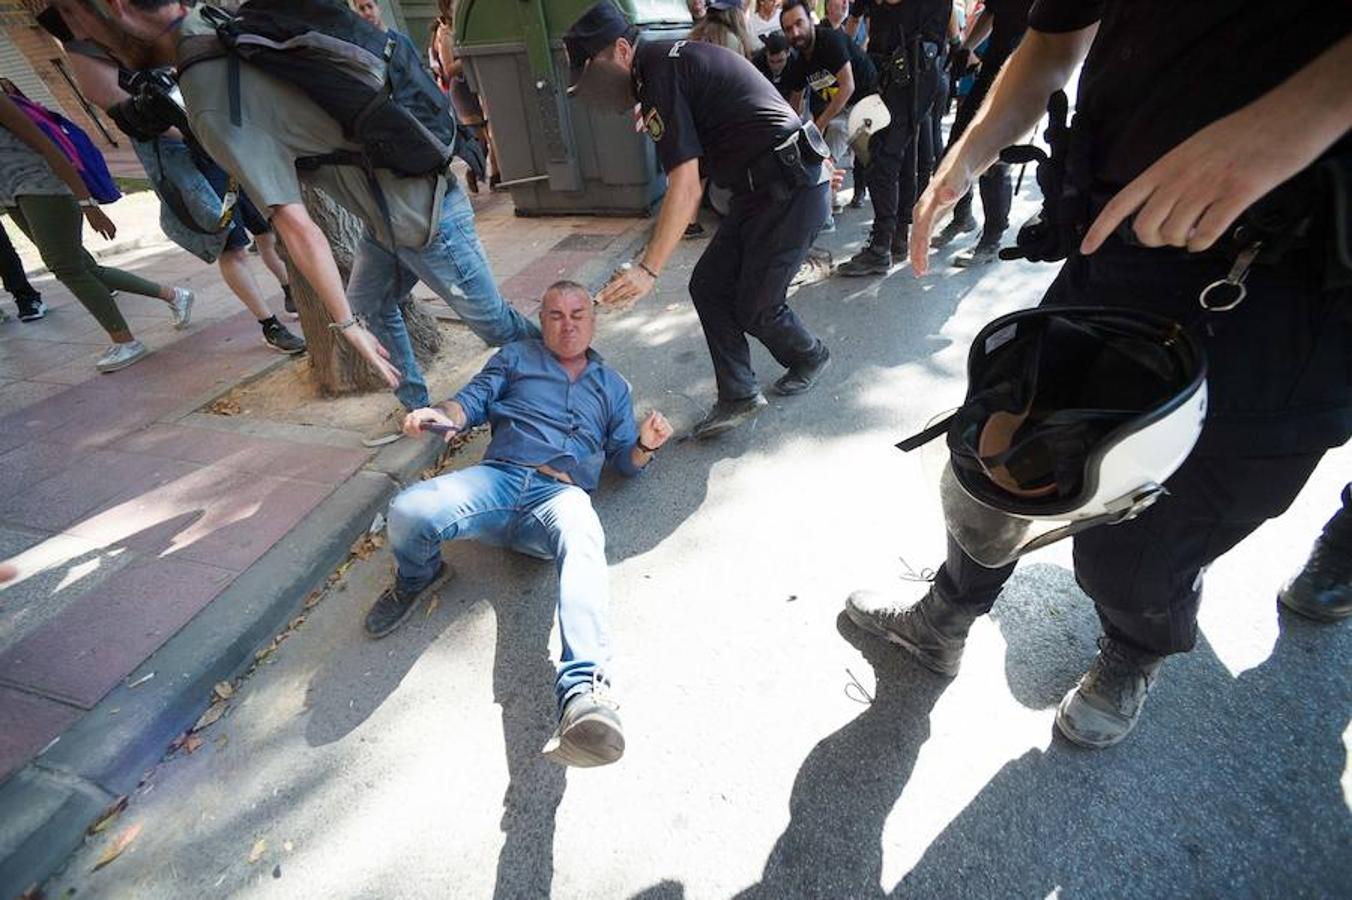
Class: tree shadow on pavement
735,611,954,900
893,573,1352,896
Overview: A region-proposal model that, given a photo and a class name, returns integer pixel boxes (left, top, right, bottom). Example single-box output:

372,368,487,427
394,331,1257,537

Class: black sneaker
1279,511,1352,622
683,222,707,240
691,393,768,440
1055,637,1164,748
930,215,977,249
953,239,1002,268
542,679,625,768
848,186,867,209
837,244,892,277
16,296,45,322
773,345,831,396
364,561,453,638
262,319,306,355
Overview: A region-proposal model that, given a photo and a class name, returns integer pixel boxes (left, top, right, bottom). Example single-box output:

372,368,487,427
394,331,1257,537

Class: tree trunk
282,184,443,396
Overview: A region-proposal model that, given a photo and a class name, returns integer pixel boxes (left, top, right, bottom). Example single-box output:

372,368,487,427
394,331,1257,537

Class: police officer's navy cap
564,1,631,87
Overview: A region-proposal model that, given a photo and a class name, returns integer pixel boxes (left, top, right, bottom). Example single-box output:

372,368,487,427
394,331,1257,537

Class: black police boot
844,587,977,676
848,185,868,209
772,344,831,396
837,232,893,277
952,235,1003,268
1279,503,1352,622
890,225,910,259
1056,637,1164,748
930,213,977,248
691,392,769,440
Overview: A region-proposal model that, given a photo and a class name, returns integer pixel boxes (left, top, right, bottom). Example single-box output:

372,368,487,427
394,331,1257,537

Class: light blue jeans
387,461,612,707
348,182,540,410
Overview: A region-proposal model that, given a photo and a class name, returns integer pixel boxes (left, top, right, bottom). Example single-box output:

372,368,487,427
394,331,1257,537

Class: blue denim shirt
453,340,643,491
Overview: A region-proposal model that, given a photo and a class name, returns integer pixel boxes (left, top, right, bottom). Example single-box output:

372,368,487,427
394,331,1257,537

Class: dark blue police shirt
633,38,802,188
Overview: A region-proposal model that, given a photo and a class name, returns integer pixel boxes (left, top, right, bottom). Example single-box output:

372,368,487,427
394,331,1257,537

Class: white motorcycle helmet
846,94,890,167
899,307,1208,568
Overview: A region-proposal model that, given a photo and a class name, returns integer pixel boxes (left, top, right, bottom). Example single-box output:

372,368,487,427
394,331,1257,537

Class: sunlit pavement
45,190,1351,898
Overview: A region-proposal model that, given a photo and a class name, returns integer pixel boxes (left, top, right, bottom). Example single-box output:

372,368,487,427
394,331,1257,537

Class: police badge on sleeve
643,107,665,141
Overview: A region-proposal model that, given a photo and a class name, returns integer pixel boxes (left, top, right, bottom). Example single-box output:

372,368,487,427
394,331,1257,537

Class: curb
0,438,444,897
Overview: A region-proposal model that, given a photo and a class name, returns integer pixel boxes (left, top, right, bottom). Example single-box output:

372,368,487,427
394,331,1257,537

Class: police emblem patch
643,108,665,141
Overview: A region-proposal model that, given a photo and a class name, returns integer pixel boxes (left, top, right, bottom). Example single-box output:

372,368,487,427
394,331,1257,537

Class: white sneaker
169,287,195,330
96,340,149,373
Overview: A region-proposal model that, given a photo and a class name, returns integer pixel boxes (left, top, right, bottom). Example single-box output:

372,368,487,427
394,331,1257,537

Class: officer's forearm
641,159,703,275
946,25,1097,181
1253,33,1352,149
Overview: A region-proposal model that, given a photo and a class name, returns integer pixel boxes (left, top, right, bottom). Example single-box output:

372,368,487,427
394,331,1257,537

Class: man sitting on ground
369,281,674,769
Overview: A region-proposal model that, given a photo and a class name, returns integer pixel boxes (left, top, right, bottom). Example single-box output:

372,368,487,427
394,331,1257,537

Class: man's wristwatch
77,198,99,209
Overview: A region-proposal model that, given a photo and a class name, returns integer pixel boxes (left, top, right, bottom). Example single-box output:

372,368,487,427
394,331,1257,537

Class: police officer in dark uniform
929,0,1033,266
565,0,834,439
837,0,954,276
849,0,1351,747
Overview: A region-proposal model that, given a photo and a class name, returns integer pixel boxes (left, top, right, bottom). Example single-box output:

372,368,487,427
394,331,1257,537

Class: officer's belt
732,125,824,198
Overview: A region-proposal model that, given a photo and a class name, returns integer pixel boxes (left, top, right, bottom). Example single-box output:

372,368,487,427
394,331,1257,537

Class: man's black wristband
636,439,659,454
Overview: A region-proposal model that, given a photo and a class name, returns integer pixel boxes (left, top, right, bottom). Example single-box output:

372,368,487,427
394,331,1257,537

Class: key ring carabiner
1199,241,1263,312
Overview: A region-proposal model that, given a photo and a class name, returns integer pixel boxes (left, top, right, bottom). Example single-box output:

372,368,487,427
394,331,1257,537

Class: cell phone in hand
421,421,457,435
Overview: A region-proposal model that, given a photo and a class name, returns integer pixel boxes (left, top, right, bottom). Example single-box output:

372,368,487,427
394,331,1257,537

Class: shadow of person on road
735,611,954,900
893,580,1352,896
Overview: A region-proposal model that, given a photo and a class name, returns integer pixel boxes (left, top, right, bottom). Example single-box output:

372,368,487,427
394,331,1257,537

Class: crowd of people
2,0,1347,773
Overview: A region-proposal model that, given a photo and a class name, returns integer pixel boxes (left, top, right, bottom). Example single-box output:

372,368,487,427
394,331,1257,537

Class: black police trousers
866,45,943,244
689,177,830,401
930,240,1351,657
0,219,39,304
942,49,1016,242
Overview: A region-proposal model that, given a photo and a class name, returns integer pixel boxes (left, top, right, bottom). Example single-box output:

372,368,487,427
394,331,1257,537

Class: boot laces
589,673,619,711
1085,638,1155,710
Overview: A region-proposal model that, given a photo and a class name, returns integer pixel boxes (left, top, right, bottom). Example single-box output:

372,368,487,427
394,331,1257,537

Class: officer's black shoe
364,561,453,638
848,186,867,209
930,214,977,248
890,226,910,258
837,244,893,277
1278,523,1352,622
683,222,707,240
844,588,976,677
691,393,768,440
1056,637,1164,749
952,237,1002,268
773,345,831,396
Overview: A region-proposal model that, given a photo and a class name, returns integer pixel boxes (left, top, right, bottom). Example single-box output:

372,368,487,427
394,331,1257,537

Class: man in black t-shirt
565,1,834,439
848,0,1352,750
780,0,876,208
751,29,796,101
837,0,953,276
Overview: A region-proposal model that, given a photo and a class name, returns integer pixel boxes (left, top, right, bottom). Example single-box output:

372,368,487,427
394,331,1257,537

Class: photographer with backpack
54,0,538,408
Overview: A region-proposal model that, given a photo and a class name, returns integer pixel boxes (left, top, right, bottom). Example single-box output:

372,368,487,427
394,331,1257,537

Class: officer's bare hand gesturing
1082,33,1352,255
597,262,657,311
909,161,973,275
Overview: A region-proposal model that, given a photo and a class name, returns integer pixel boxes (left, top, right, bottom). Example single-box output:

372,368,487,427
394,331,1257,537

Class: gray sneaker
169,287,195,330
1055,637,1164,749
543,679,625,768
262,319,306,355
691,393,768,440
844,588,976,676
96,340,149,373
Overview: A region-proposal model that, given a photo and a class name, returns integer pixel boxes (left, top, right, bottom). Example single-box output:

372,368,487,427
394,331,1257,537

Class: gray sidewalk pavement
32,187,1352,899
0,183,651,896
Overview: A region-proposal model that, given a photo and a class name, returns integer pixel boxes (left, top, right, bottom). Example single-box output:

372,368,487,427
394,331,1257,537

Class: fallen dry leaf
288,615,306,631
303,591,323,610
182,734,204,754
92,823,142,871
88,796,129,835
193,702,227,732
425,593,440,619
207,397,243,417
213,681,234,701
248,838,267,864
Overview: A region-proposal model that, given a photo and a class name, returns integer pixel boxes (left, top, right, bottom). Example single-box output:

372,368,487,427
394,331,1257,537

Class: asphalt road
47,193,1352,899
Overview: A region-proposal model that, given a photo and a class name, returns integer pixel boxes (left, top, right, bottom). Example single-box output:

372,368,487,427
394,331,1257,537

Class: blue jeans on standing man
387,461,613,707
348,181,540,410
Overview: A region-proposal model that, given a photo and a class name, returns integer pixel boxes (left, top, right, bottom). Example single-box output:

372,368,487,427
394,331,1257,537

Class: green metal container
453,0,691,216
